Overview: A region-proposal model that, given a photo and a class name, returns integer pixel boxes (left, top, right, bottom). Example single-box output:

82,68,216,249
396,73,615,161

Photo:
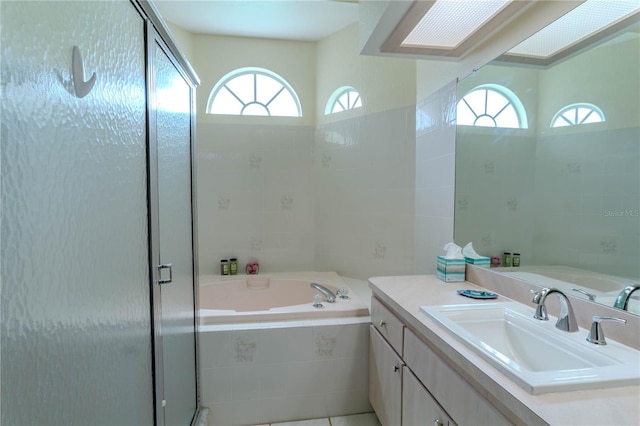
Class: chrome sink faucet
613,284,640,311
311,282,336,303
531,287,579,332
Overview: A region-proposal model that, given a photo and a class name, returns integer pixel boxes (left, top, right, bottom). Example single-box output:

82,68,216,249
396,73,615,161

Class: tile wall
455,124,639,279
454,129,537,260
197,123,316,275
314,106,417,279
532,126,640,278
197,89,457,279
414,80,458,274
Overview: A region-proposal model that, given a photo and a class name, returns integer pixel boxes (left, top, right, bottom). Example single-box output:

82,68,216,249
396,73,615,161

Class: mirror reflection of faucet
613,284,640,311
572,287,596,302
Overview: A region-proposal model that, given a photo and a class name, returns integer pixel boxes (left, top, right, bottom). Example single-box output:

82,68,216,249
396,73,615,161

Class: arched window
207,67,302,117
551,103,605,127
325,86,362,115
457,84,528,129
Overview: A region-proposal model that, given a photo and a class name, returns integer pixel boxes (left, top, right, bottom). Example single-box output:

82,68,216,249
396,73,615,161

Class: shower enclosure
1,1,200,424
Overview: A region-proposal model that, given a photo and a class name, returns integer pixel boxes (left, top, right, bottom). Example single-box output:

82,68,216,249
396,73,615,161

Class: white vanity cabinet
370,296,510,426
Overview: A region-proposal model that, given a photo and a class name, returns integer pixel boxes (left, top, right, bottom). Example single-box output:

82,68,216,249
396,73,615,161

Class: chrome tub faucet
311,282,336,303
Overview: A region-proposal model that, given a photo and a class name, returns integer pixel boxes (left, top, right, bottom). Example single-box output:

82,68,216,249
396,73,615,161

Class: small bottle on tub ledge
220,259,229,275
246,259,259,275
229,258,238,275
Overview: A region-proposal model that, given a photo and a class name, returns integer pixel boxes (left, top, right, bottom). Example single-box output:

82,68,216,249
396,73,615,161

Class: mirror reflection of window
550,103,606,127
207,67,302,117
456,84,528,129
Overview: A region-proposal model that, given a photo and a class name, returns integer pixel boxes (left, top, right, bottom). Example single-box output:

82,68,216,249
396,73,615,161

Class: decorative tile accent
484,161,495,174
218,195,231,210
456,197,469,211
601,239,617,254
321,153,332,168
234,337,257,363
374,242,387,259
250,237,263,252
567,161,582,174
481,234,493,247
315,333,337,357
281,196,294,210
249,153,262,169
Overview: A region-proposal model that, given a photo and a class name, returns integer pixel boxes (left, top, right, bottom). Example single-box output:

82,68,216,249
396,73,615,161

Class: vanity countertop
368,274,640,426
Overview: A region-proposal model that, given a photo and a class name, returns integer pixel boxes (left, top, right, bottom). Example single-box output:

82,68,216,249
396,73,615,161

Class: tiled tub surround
199,272,370,324
199,273,372,425
199,318,371,426
368,274,640,425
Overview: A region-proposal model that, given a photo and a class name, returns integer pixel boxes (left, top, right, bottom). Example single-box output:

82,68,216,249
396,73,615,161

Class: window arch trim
457,83,528,129
206,67,302,117
550,103,605,128
324,86,362,115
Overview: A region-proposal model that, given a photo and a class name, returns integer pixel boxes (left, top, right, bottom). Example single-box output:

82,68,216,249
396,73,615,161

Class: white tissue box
437,256,466,282
464,256,491,269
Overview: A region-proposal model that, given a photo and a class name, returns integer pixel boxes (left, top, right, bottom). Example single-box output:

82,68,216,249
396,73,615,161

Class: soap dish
457,289,498,299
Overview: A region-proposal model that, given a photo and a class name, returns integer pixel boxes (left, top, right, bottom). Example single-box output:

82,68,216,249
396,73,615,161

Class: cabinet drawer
403,366,455,426
404,329,511,426
371,297,405,355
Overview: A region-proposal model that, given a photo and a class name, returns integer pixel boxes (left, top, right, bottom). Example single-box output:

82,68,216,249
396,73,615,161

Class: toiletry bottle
229,258,238,275
512,253,520,267
503,252,512,267
220,259,229,275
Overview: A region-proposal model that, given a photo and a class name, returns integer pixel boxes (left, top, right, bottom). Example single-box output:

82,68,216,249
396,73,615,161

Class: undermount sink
420,302,640,394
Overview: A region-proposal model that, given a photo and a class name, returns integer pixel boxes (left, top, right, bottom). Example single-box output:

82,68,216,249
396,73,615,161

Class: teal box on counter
464,256,491,269
436,256,466,282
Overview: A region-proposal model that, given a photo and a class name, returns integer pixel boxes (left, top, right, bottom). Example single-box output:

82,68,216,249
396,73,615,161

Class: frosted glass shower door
1,1,153,424
148,30,198,425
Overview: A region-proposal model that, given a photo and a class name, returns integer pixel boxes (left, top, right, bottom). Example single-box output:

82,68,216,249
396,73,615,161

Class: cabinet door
403,367,455,426
404,329,510,426
370,325,403,426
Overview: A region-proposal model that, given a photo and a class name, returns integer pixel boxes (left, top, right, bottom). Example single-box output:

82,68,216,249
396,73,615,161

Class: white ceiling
153,0,360,41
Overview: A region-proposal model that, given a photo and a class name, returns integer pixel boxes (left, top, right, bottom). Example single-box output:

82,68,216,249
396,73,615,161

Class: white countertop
368,274,640,426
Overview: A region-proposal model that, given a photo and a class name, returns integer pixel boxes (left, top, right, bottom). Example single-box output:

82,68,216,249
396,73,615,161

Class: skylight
403,0,511,48
506,0,640,59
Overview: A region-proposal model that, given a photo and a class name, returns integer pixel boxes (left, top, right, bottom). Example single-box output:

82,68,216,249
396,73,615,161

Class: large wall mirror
454,3,640,315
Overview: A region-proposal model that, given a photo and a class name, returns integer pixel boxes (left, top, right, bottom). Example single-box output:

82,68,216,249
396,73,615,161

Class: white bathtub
197,271,372,425
199,271,370,325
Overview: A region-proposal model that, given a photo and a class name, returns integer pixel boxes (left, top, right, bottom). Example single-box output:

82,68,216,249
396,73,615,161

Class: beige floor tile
329,412,381,426
271,418,331,426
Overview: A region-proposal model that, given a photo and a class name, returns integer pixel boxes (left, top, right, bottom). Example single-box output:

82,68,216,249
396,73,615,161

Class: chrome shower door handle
158,263,173,284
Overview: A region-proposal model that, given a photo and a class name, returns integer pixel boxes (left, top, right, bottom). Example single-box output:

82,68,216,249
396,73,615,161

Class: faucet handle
572,288,596,302
530,288,542,304
530,289,548,320
586,316,627,345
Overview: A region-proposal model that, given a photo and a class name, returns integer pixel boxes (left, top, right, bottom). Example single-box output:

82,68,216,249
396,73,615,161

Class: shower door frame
136,1,202,424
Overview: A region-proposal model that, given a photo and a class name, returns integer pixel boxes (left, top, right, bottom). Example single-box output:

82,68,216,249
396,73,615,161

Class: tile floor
252,412,381,426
